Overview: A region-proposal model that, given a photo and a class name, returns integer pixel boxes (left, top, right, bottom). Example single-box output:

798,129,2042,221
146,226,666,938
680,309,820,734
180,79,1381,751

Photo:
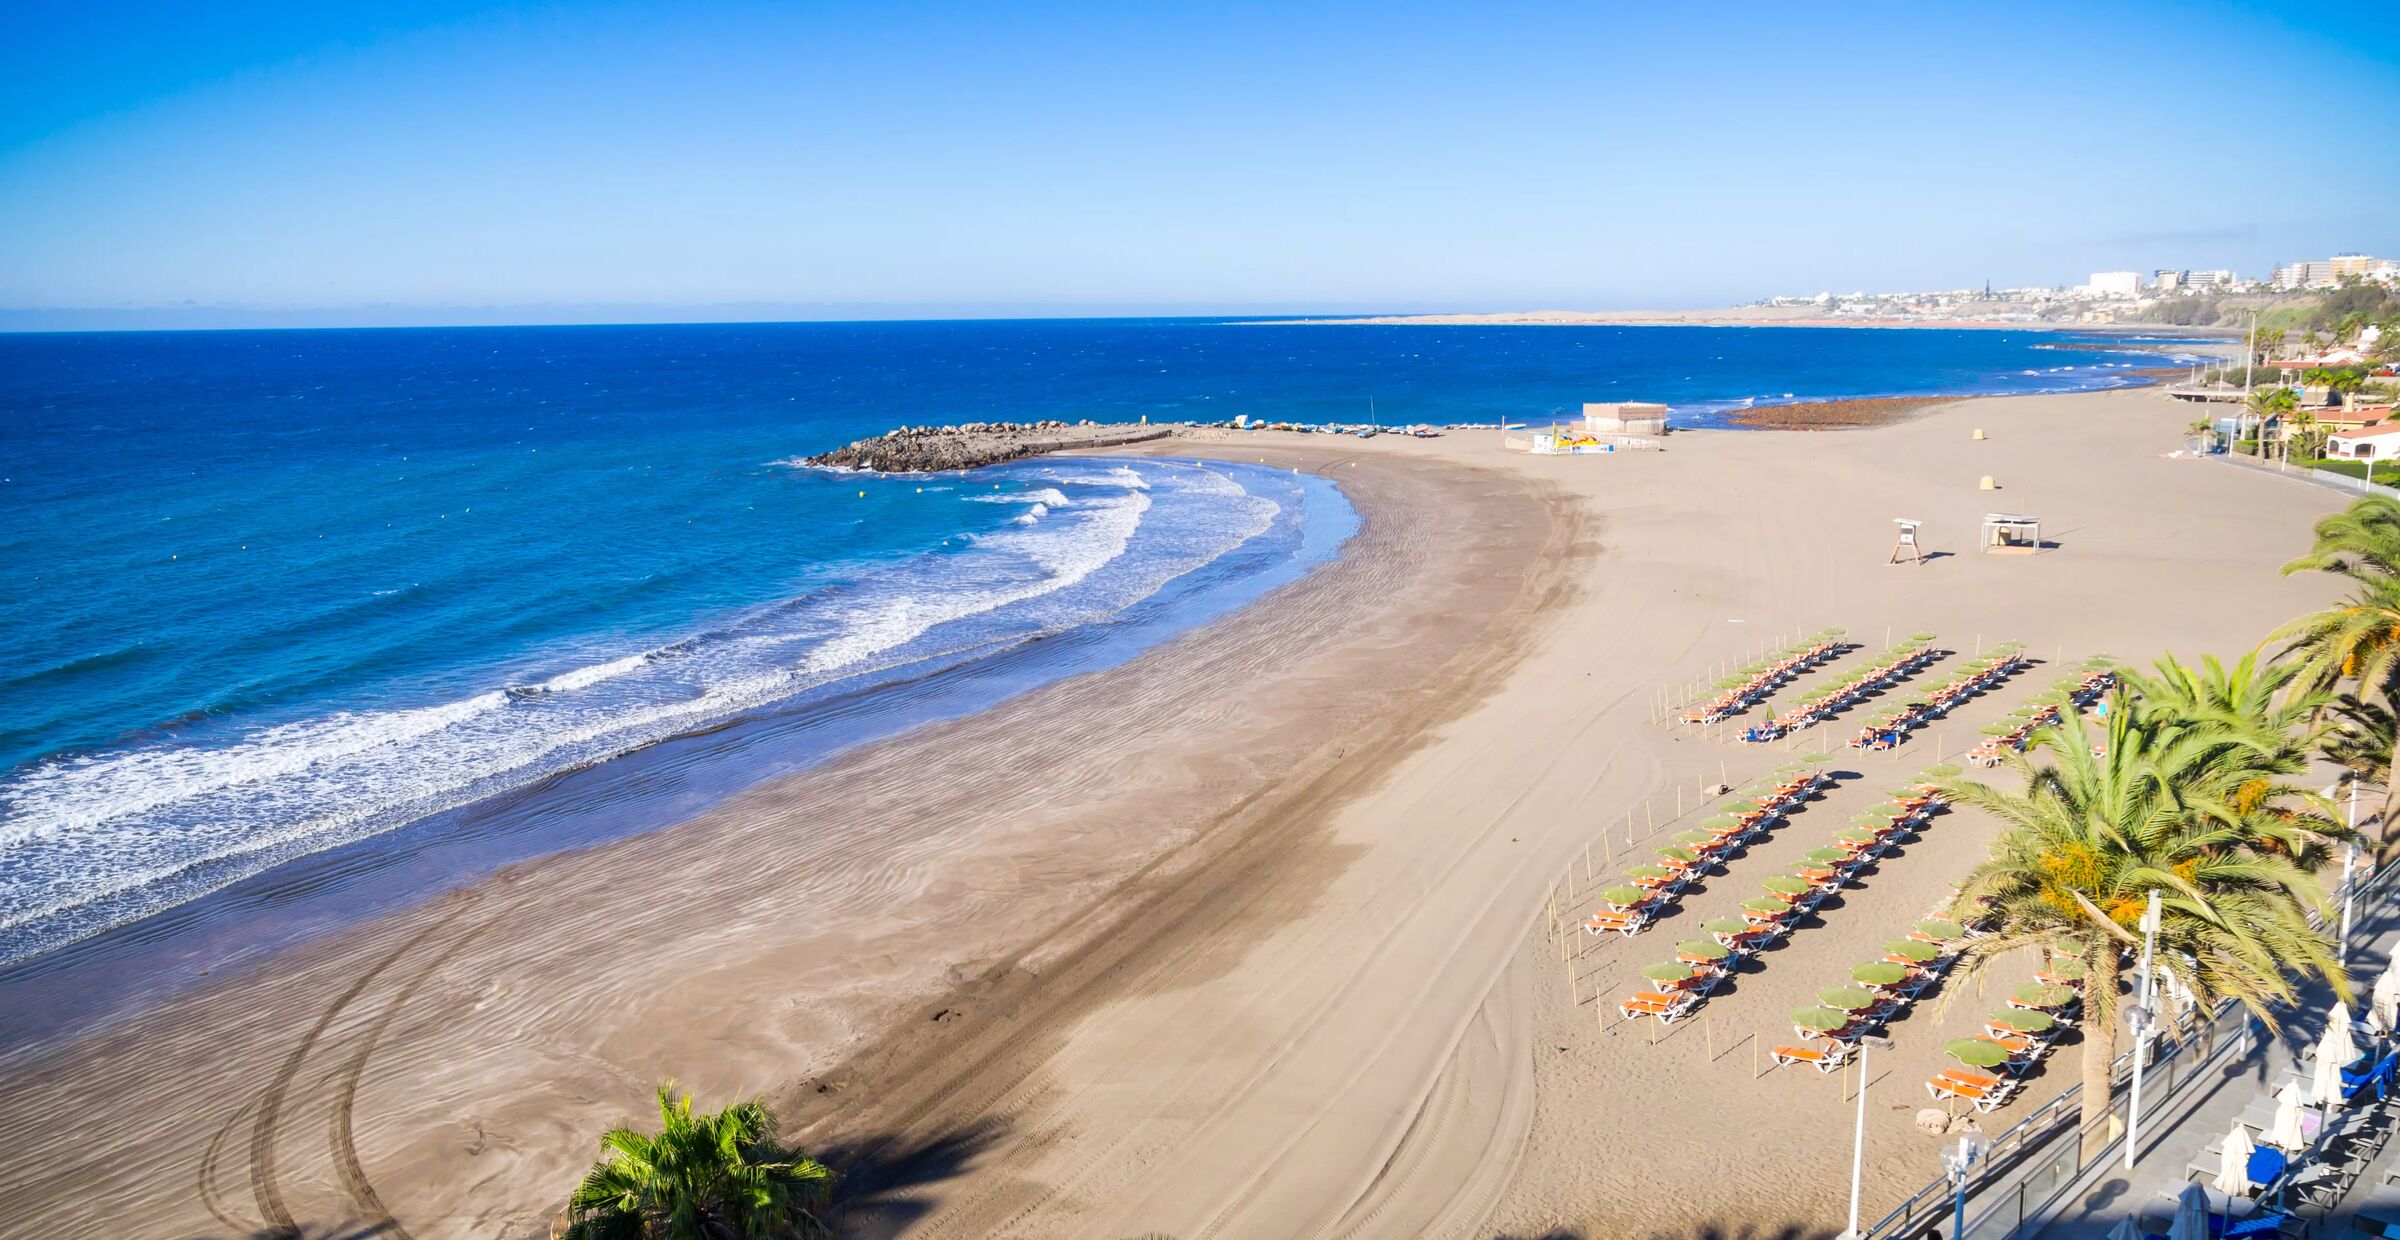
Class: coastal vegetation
1942,666,2350,1136
1941,497,2400,1136
560,1086,834,1240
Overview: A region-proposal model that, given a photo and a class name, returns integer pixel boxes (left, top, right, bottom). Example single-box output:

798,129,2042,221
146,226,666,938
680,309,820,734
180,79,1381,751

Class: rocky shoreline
804,420,1175,472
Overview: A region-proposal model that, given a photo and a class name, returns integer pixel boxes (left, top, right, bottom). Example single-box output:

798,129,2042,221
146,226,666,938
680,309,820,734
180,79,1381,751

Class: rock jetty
803,419,1174,472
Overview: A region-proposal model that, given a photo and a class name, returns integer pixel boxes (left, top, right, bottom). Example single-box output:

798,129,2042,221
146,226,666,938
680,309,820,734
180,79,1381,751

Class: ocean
0,318,2201,973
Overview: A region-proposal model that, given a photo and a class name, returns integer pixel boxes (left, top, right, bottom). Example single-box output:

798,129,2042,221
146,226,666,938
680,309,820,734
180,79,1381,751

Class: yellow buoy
1979,475,1997,491
1972,428,1987,441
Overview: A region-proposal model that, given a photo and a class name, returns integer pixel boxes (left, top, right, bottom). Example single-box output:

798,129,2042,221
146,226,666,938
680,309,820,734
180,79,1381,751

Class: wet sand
0,384,2355,1240
0,444,1573,1240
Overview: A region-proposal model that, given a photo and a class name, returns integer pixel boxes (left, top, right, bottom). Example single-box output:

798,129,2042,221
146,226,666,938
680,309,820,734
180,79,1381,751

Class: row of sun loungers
1583,767,1833,939
1755,781,1966,1070
1742,638,1939,743
1678,632,1849,726
1847,647,2028,751
1630,777,1949,1030
1922,949,2083,1112
1966,664,2119,768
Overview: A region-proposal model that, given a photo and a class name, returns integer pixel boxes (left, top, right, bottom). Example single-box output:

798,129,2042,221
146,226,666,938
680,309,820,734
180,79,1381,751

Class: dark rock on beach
804,419,1175,472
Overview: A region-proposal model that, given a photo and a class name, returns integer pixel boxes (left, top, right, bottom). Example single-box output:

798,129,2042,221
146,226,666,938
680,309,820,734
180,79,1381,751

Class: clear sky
2,0,2396,328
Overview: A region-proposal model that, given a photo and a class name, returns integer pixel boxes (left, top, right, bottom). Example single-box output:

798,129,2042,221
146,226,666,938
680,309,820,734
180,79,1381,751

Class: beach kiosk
1980,513,2041,555
1582,402,1669,436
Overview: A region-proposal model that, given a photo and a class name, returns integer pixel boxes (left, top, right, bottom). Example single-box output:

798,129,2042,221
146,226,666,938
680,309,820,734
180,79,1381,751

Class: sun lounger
1584,909,1650,937
1772,1044,1852,1074
1621,990,1702,1024
1926,1074,2019,1112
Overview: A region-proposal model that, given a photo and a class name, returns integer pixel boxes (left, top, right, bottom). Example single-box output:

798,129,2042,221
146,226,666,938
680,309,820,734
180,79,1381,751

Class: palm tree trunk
2079,949,2124,1140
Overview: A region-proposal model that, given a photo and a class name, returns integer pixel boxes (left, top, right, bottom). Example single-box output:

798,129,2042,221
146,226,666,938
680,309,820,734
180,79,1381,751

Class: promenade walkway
2019,880,2400,1239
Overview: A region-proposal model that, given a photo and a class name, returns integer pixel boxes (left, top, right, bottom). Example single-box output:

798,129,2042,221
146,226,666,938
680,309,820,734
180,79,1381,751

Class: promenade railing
1861,857,2397,1240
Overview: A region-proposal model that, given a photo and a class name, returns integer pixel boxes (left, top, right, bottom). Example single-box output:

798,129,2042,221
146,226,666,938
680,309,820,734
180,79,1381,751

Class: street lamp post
1944,1126,1990,1240
1841,1035,1895,1239
2341,776,2361,964
2124,891,2163,1170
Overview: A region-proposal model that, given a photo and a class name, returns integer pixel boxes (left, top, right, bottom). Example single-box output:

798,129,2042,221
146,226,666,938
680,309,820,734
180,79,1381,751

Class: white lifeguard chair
1890,518,1924,565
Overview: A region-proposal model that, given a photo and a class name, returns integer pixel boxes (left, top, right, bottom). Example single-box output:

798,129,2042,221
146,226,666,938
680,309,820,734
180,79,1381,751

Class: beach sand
0,385,2350,1240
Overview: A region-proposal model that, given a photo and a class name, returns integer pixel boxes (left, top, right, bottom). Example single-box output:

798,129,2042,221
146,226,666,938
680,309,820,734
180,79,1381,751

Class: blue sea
0,319,2202,972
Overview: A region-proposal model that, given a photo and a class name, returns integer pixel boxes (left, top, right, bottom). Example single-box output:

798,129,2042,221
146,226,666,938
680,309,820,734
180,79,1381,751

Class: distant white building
2276,254,2391,289
2152,269,2187,290
2085,271,2143,299
2187,269,2236,289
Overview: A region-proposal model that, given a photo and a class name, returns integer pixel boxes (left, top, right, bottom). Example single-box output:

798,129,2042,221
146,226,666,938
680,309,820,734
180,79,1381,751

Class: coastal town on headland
806,259,2400,462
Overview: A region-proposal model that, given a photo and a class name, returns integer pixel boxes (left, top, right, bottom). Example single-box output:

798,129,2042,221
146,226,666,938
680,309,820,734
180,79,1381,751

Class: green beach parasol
1672,829,1715,845
1627,864,1672,880
1700,814,1741,831
1919,763,1963,780
1853,811,1897,827
1805,847,1854,865
1992,1009,2056,1033
1885,939,1939,962
1656,845,1697,863
1677,939,1731,961
1887,786,1928,800
1775,761,1813,773
1819,986,1878,1011
1913,919,1964,941
1642,961,1698,983
1852,961,1908,986
1600,884,1647,906
1946,1039,2010,1068
1713,675,1750,690
1791,1006,1852,1032
1741,897,1790,914
2013,982,2076,1008
1820,627,1847,637
1977,722,2021,736
2043,958,2089,981
1908,631,1938,643
1761,876,1812,895
1700,917,1751,936
1798,752,1835,764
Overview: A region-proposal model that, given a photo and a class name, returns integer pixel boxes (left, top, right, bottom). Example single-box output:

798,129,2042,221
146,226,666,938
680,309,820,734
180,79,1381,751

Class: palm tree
2122,652,2325,763
2323,693,2394,789
2245,386,2297,460
563,1086,834,1240
1944,702,2349,1137
2278,496,2400,843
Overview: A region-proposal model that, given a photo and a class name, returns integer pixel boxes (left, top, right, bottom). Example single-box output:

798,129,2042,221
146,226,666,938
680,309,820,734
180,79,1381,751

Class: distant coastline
1243,307,2244,334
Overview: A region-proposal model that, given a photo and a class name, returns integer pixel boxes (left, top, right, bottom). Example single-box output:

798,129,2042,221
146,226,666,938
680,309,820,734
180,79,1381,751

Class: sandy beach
0,384,2352,1240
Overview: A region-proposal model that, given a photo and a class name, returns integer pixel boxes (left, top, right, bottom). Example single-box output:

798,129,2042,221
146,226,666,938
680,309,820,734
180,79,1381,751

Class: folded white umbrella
2213,1119,2257,1194
2314,1046,2347,1109
2324,1009,2360,1065
2267,1083,2309,1149
2376,965,2400,1032
2169,1181,2213,1240
2317,1015,2360,1107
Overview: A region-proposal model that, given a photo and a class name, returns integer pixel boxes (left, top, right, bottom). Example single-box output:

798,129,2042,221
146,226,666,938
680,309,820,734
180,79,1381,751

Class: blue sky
2,0,2395,327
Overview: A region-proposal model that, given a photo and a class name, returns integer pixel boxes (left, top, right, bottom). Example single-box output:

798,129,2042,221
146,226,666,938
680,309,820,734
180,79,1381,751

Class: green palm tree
2277,496,2400,842
564,1086,834,1240
1944,704,2348,1137
2325,694,2395,788
2122,652,2325,763
2247,386,2298,460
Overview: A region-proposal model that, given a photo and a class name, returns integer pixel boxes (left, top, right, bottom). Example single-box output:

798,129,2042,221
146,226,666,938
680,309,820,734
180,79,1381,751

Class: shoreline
0,443,1570,1239
0,383,2350,1240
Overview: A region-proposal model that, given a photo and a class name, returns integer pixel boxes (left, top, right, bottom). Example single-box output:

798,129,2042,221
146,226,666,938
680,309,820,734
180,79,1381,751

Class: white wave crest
531,652,651,693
